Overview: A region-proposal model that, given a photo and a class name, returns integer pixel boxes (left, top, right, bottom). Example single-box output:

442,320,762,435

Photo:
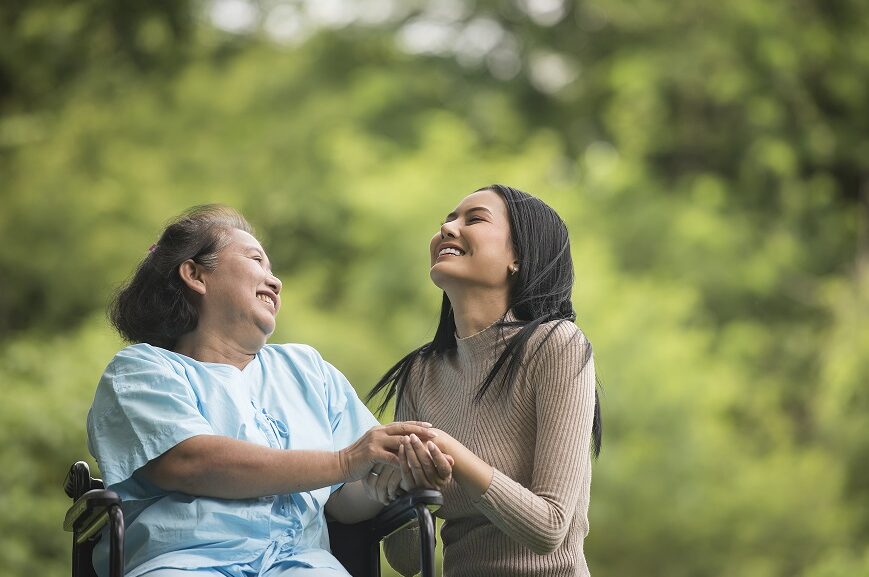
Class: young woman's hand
338,422,435,481
399,433,455,491
425,428,494,500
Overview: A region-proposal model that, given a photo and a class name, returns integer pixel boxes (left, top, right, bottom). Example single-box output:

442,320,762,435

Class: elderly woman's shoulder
261,342,328,366
101,343,182,382
108,342,171,365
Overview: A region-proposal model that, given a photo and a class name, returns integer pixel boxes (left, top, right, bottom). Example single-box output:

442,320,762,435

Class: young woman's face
429,189,517,291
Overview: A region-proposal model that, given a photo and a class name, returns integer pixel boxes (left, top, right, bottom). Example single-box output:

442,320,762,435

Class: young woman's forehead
453,189,506,214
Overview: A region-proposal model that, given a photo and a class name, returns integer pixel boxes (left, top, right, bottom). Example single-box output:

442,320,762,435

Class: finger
374,466,388,504
374,435,404,453
428,441,453,481
376,465,400,504
378,467,401,503
410,434,440,485
362,472,378,501
382,422,437,439
374,451,400,467
398,443,414,491
403,436,431,488
385,468,402,501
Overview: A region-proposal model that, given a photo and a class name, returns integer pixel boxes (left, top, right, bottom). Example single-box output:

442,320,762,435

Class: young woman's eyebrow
445,206,494,220
465,206,494,217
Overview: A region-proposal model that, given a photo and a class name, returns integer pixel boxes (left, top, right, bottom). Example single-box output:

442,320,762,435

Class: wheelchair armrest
63,489,122,542
371,488,442,540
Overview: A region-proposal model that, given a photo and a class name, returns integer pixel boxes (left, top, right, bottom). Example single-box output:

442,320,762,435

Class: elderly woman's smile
257,293,277,308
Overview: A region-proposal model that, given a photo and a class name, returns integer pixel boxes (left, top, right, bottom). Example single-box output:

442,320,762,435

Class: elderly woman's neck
174,331,260,370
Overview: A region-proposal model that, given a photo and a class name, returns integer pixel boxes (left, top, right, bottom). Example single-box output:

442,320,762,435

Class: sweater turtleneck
454,310,519,363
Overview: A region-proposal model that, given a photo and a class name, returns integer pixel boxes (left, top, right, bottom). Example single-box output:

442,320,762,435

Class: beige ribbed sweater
383,316,596,577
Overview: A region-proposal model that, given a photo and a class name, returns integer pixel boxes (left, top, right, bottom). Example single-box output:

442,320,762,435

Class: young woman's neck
445,286,510,338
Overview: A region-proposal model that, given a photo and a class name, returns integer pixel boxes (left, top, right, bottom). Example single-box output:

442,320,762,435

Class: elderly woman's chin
259,319,277,340
242,315,276,346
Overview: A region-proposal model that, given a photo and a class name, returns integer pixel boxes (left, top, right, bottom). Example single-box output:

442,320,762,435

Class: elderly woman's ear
178,259,207,295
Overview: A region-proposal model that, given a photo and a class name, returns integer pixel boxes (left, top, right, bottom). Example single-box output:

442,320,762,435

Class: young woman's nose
440,220,459,239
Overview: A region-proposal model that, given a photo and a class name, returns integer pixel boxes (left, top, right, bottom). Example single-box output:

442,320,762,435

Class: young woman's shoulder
530,318,591,357
523,319,594,388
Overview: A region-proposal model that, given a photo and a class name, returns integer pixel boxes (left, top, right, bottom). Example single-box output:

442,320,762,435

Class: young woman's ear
509,262,520,277
178,260,207,295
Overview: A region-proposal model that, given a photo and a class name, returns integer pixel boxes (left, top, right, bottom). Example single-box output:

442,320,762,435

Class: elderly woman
87,205,437,577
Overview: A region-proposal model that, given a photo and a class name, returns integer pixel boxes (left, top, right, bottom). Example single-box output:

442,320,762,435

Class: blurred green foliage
1,1,867,576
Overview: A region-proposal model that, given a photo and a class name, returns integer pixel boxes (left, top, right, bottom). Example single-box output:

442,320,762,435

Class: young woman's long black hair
367,184,602,457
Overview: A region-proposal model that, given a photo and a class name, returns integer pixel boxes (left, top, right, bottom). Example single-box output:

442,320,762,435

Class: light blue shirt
87,343,380,577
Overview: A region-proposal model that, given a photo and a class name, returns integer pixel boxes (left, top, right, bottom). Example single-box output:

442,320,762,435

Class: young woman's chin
429,264,470,290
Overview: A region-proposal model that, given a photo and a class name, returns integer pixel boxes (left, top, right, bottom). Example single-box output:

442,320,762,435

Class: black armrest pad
64,489,121,534
371,489,442,540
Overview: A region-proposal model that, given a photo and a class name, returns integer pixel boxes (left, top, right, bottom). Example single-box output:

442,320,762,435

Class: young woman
370,185,602,577
87,205,438,577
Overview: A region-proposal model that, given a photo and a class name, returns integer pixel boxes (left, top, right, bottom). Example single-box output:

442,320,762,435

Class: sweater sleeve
473,323,596,554
383,356,425,577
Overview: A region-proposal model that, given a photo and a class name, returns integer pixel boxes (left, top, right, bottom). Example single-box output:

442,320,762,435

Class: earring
509,265,519,276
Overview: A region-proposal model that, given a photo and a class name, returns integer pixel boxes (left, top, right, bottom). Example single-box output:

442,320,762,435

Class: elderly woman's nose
267,273,282,294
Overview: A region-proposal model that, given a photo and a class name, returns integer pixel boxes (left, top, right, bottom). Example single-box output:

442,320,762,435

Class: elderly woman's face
200,228,282,341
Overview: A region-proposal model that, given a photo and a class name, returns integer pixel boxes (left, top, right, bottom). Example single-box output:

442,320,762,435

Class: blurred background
1,0,867,576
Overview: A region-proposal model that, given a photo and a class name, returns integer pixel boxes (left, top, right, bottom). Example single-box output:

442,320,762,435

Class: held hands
337,421,436,483
399,433,454,491
362,431,456,505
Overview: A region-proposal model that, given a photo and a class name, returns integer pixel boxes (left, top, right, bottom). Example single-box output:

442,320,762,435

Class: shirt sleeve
87,345,215,489
473,323,596,554
317,352,381,493
383,355,424,577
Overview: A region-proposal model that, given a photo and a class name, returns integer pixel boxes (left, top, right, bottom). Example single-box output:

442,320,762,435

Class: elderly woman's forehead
227,228,263,249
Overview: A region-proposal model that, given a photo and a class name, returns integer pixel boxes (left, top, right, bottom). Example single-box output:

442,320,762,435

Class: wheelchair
64,461,441,577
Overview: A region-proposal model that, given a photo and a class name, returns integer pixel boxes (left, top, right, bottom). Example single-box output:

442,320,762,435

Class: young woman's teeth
257,295,273,306
439,248,463,257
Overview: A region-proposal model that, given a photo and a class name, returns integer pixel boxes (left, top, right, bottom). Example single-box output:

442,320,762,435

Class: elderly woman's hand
399,433,454,491
337,421,436,482
361,464,403,505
